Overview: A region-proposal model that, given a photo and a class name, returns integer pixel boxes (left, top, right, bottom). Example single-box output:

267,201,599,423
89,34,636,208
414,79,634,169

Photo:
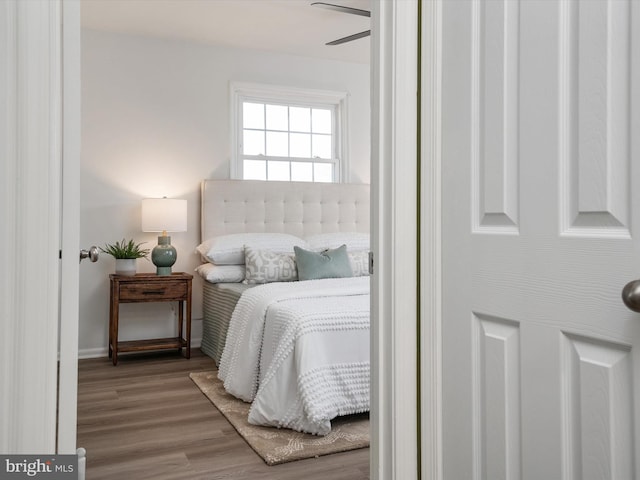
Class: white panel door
442,1,640,479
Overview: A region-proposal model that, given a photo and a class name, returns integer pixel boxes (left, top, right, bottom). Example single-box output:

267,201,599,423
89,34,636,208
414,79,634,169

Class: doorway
75,0,384,478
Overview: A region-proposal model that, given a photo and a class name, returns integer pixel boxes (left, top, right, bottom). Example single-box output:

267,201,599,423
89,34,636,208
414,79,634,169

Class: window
231,82,349,182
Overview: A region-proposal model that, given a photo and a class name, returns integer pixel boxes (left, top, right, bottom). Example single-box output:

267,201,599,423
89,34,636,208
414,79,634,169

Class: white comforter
218,277,370,435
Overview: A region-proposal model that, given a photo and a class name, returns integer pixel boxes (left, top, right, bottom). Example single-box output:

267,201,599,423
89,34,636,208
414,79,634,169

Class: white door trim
370,1,420,478
420,1,444,479
0,0,62,453
58,0,81,454
0,0,18,452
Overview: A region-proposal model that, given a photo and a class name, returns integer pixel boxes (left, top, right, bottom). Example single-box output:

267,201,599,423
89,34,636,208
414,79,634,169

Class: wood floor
77,349,370,480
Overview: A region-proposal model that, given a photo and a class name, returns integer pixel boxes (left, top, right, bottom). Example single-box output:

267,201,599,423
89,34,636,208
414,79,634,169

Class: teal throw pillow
294,244,353,281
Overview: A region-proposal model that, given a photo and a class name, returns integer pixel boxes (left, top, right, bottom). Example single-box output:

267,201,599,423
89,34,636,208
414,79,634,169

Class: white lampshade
141,198,187,233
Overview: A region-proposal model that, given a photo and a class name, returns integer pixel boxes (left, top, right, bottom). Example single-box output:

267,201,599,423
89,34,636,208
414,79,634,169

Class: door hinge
368,251,374,275
59,250,62,259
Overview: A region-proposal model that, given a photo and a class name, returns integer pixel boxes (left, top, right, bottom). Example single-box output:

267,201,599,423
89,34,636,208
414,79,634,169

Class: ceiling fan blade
326,29,371,46
311,2,371,17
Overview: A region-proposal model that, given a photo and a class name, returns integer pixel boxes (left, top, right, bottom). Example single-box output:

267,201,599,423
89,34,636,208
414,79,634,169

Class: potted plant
100,238,150,276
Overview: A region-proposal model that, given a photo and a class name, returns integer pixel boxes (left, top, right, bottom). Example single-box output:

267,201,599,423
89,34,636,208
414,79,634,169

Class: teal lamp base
152,235,177,276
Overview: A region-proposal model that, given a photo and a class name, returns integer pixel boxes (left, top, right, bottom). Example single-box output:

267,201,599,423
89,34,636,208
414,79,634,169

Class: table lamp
141,197,187,276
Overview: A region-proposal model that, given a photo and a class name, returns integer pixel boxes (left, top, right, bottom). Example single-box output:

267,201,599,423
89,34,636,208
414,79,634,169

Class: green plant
100,238,150,259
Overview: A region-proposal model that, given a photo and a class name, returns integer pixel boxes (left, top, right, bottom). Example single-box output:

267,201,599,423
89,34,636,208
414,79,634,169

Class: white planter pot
115,258,136,276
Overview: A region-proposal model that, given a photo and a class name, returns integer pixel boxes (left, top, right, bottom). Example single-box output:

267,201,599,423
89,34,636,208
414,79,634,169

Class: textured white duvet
218,277,370,435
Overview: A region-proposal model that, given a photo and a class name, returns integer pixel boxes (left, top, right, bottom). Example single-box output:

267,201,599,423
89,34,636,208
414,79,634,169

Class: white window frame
230,81,350,182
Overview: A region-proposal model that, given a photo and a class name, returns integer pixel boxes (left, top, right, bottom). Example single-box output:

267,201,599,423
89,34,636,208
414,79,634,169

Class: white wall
79,29,371,356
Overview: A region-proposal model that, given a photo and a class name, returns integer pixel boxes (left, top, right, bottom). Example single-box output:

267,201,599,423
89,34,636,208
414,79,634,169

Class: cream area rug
189,371,369,465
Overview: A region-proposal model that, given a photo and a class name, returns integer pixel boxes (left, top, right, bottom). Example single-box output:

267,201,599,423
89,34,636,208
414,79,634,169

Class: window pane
235,87,340,183
313,163,333,183
243,130,265,155
312,134,332,159
290,107,311,132
243,102,264,129
266,104,288,131
244,159,266,180
266,131,288,156
312,108,332,134
291,162,313,182
290,133,311,158
268,161,290,181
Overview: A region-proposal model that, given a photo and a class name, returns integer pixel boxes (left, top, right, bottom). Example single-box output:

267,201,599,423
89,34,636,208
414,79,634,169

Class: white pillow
244,246,298,284
195,263,245,283
305,232,370,252
348,250,370,277
196,233,306,265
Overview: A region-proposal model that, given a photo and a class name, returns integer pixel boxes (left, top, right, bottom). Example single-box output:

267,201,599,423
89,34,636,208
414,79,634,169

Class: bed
197,179,370,435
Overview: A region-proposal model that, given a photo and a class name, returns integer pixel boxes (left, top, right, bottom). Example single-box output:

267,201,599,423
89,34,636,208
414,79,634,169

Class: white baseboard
78,338,202,359
78,347,107,359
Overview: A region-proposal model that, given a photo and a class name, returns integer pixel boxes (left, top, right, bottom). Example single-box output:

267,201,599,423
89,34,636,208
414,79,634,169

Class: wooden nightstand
109,273,192,365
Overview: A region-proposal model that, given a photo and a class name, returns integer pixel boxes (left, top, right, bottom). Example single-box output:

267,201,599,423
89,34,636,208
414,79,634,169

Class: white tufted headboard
201,179,370,241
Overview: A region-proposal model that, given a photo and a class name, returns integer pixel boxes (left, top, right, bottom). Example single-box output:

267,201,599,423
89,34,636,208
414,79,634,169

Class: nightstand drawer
119,281,187,301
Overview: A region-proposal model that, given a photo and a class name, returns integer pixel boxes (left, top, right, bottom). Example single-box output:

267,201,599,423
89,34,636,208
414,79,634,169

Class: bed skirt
201,282,252,365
